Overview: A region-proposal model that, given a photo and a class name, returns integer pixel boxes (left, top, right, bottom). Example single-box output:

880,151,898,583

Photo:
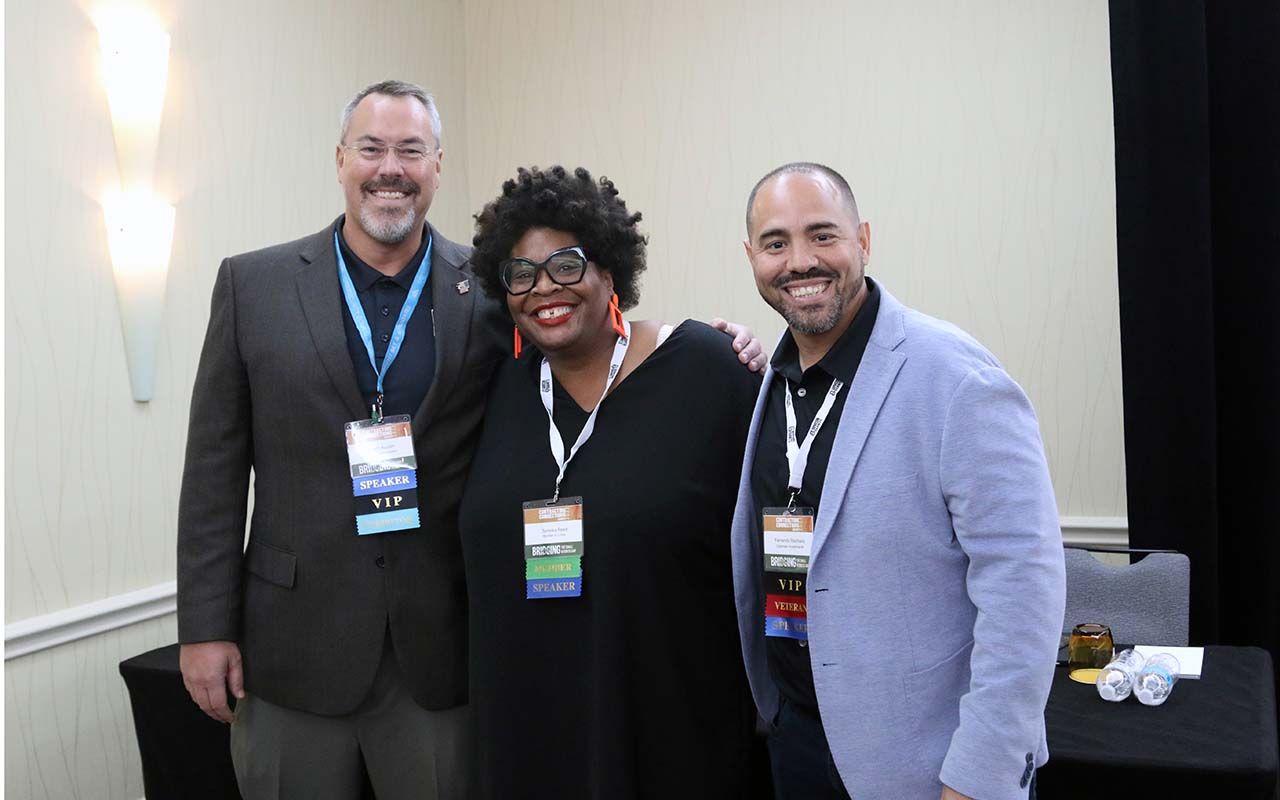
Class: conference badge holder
346,415,421,535
520,318,629,601
523,497,584,599
763,506,813,640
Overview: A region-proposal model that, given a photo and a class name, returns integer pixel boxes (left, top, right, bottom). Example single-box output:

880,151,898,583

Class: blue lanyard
334,231,432,422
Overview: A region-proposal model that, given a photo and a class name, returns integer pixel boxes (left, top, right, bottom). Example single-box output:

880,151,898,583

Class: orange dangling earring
608,293,626,337
513,325,523,359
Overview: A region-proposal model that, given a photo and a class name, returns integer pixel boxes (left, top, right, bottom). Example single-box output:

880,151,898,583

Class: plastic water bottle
1095,649,1146,702
1134,652,1181,706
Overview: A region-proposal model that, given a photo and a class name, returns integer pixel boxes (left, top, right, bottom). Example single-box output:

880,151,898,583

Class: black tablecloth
117,646,403,800
1039,645,1279,799
120,644,243,800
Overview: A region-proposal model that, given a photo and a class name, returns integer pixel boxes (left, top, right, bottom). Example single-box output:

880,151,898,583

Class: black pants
766,700,851,800
766,699,1038,799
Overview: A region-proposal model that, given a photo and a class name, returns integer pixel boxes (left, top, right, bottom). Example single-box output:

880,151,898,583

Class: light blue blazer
731,285,1066,800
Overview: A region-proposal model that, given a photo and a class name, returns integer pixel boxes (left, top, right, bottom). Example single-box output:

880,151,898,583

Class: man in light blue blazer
732,163,1066,800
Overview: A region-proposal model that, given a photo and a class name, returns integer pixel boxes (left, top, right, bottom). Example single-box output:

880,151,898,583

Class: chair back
1062,548,1190,646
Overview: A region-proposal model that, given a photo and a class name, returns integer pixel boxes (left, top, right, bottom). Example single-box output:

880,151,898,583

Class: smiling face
745,171,870,341
335,93,442,247
506,227,615,357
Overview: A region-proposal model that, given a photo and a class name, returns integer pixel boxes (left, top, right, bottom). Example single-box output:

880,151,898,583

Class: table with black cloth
120,644,375,800
1039,645,1279,799
119,644,243,800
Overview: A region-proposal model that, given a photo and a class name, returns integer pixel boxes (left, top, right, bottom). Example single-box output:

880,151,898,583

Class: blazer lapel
810,292,908,562
730,357,778,713
295,221,367,421
413,224,475,430
735,357,777,520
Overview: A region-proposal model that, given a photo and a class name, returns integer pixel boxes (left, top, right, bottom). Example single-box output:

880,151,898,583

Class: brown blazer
177,219,506,714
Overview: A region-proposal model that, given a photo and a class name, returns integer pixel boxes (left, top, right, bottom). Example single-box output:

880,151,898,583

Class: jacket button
375,556,386,568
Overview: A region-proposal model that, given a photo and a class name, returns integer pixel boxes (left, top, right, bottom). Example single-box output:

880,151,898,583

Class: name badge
345,415,421,534
523,498,583,598
762,507,813,640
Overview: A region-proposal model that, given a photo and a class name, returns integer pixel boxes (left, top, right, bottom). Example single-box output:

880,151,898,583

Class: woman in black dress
460,166,762,798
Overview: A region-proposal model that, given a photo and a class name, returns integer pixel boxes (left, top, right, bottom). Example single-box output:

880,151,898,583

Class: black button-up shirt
336,218,436,419
751,278,881,712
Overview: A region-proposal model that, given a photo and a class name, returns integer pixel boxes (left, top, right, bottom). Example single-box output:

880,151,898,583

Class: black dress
460,320,762,799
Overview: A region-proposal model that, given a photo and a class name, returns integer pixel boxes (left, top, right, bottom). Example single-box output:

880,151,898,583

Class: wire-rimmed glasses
340,142,437,163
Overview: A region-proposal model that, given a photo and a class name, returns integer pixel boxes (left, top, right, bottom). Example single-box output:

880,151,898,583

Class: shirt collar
770,277,882,384
335,216,431,292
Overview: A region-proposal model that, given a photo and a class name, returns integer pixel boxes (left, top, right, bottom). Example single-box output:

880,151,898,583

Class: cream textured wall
462,0,1125,518
4,0,469,796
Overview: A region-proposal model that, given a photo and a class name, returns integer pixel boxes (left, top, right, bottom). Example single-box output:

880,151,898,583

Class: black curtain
1109,0,1280,679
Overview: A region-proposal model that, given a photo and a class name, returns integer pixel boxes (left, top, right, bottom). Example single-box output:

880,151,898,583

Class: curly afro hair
471,166,647,311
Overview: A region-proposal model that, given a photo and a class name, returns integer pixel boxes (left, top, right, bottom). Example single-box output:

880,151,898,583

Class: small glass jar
1067,623,1114,682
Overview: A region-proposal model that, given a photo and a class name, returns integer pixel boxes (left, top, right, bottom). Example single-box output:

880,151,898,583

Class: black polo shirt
336,218,436,419
751,278,881,712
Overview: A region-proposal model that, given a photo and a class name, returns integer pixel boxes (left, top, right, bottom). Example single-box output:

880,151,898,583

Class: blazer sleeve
936,365,1067,800
176,258,253,644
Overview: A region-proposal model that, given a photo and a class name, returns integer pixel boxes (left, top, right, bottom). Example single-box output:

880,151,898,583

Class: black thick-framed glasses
499,246,589,295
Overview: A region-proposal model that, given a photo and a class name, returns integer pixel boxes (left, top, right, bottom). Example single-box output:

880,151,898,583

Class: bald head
742,161,871,357
746,162,859,236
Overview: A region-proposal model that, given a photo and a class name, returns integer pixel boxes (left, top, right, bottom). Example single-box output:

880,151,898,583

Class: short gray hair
340,79,442,149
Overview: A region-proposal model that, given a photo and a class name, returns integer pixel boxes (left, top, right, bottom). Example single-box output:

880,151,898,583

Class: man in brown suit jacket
177,80,505,799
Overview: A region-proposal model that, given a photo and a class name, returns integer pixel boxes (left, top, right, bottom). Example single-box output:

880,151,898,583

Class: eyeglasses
341,142,437,162
499,246,589,295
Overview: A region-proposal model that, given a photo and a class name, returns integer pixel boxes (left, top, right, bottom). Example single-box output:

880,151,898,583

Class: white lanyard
782,374,844,509
540,319,631,501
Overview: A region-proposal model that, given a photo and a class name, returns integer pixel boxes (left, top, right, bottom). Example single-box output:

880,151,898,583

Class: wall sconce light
94,7,169,187
102,189,175,402
93,6,172,402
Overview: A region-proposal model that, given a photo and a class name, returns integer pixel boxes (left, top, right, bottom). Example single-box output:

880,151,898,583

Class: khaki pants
230,640,474,800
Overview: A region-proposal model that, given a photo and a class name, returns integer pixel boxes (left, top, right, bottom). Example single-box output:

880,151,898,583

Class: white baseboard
1060,516,1129,547
4,581,176,661
3,515,1128,660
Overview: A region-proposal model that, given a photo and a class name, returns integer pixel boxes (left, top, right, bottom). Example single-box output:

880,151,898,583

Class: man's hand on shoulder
942,785,974,800
709,318,766,372
180,640,245,723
